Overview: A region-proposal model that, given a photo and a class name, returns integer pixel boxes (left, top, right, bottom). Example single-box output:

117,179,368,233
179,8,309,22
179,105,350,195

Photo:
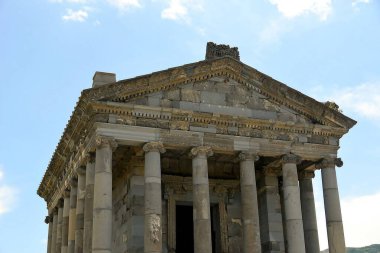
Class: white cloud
161,0,203,23
314,174,380,249
0,166,17,215
352,0,371,6
62,9,89,22
330,82,380,121
268,0,332,20
341,192,380,247
107,0,141,10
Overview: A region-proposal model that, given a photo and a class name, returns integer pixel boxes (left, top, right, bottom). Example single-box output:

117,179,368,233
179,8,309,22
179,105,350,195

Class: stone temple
38,42,356,253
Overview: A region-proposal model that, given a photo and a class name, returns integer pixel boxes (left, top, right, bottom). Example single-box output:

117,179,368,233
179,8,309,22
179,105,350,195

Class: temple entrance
176,204,220,253
176,205,194,253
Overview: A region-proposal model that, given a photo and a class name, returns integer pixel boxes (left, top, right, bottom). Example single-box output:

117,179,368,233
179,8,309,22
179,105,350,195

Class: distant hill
321,244,380,253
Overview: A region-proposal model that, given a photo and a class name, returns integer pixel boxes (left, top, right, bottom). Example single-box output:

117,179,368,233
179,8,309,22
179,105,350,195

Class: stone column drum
281,154,306,253
92,137,117,253
83,153,95,253
258,168,285,253
68,179,78,253
143,142,166,253
299,171,320,253
51,208,58,253
190,146,213,253
239,152,261,253
45,215,53,253
75,166,86,253
56,199,64,253
318,158,346,253
62,189,71,253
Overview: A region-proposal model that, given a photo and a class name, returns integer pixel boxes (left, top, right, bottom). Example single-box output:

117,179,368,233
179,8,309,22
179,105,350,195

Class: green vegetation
321,244,380,253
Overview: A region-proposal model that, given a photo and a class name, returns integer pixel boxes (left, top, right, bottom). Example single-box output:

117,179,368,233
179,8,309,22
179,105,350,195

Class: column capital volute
281,153,301,164
63,189,71,198
298,170,315,180
75,166,86,176
143,141,166,153
238,151,259,162
45,215,52,224
315,157,343,169
95,136,118,151
190,146,213,158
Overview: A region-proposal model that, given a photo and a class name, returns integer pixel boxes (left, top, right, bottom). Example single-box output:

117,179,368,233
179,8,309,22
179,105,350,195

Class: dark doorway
176,204,221,253
176,205,194,253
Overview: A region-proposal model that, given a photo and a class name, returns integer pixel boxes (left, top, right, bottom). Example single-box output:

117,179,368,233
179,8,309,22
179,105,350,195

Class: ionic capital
190,146,213,158
95,136,118,151
298,170,315,180
143,141,166,154
315,158,343,169
45,215,52,224
238,152,259,162
281,153,301,164
75,166,86,175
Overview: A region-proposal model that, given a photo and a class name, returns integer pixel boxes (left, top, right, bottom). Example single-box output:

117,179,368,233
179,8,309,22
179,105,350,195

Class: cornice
37,56,356,206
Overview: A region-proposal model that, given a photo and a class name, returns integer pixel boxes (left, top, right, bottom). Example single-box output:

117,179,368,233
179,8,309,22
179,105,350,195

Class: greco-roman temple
38,42,356,253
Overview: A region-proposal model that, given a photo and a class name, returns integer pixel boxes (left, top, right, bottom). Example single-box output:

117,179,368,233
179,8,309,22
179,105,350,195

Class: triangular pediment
122,77,315,126
87,57,356,129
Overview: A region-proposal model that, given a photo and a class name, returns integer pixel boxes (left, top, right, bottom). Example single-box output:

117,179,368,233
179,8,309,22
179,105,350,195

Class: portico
38,42,355,253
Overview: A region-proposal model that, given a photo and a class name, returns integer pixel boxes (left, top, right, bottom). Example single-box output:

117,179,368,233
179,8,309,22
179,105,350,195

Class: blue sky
1,0,379,252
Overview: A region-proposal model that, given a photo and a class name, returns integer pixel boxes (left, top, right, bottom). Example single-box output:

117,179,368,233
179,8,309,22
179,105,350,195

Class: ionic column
299,171,320,253
143,142,166,253
238,152,261,253
68,179,78,253
190,146,213,253
56,199,64,253
258,168,285,253
317,158,345,253
83,153,95,253
51,208,58,253
45,215,53,253
62,189,71,253
281,154,305,253
92,137,117,253
75,167,86,253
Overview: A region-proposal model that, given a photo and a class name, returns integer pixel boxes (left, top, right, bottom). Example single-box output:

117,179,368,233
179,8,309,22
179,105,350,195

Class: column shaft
281,154,305,253
68,181,78,253
92,137,116,253
83,154,95,253
51,211,58,253
62,191,71,253
299,172,320,253
56,203,64,253
75,167,86,253
258,169,285,253
321,160,345,253
143,142,165,253
239,152,261,253
191,146,213,253
45,216,53,253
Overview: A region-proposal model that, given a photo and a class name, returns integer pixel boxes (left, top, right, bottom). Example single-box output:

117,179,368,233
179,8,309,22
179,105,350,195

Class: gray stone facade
38,43,355,253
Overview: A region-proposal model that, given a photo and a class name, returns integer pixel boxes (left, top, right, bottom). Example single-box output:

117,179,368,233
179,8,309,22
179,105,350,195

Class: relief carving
150,214,161,243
